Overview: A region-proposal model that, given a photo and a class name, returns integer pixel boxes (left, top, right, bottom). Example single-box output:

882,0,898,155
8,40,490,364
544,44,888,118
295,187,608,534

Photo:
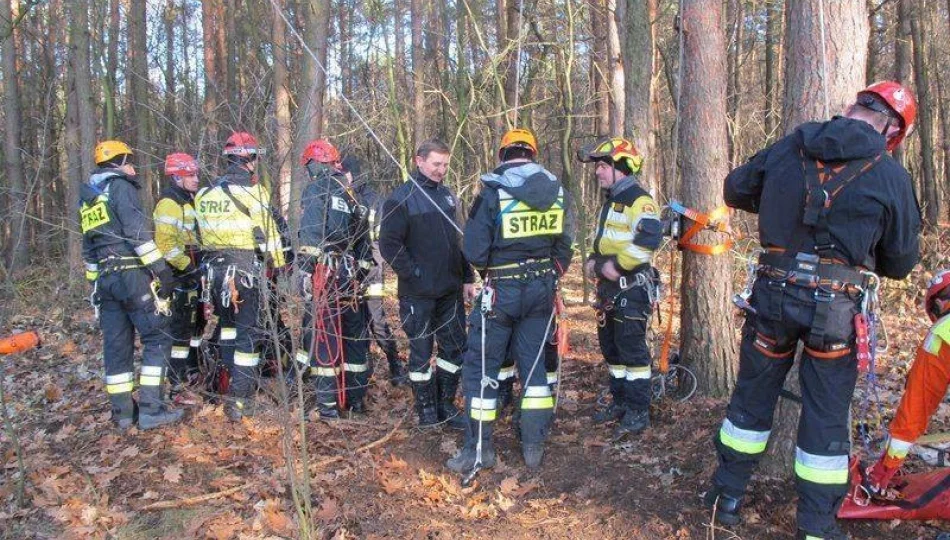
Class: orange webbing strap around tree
670,201,734,256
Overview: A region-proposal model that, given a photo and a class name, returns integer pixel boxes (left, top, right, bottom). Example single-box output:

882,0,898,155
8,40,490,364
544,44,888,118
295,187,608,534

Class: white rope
817,0,830,118
267,0,463,235
511,0,526,127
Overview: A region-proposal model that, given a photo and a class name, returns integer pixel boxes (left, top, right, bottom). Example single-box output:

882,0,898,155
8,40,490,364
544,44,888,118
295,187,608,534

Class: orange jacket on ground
882,314,950,468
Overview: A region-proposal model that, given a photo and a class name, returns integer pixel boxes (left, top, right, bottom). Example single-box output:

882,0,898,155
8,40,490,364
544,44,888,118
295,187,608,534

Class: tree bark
272,0,292,218
678,0,737,396
893,0,912,166
66,0,95,276
202,0,221,166
765,0,869,477
910,2,939,226
105,0,120,138
591,0,609,137
726,0,743,165
622,0,655,194
504,0,521,126
410,0,426,144
606,0,624,134
128,0,153,209
764,0,783,140
164,0,177,149
2,0,30,273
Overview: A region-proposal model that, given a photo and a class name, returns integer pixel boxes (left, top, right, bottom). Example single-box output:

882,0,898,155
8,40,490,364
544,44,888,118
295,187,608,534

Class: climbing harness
88,280,101,321
733,248,765,314
150,280,172,317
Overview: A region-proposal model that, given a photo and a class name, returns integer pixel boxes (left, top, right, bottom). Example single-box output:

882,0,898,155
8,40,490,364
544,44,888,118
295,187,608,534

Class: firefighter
865,270,950,495
379,139,475,429
705,82,921,540
578,137,662,437
446,128,574,472
342,154,408,386
295,140,372,419
154,153,204,398
194,132,287,421
80,140,183,430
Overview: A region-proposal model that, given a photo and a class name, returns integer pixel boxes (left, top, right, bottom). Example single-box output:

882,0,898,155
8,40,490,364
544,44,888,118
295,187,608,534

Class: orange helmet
925,270,950,322
499,128,538,159
857,81,917,151
300,139,341,167
164,153,198,176
223,132,259,157
577,136,643,175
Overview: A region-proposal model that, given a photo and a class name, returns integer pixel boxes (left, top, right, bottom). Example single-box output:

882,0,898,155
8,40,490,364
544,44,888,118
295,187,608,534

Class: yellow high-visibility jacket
592,176,662,271
153,184,198,271
194,167,286,268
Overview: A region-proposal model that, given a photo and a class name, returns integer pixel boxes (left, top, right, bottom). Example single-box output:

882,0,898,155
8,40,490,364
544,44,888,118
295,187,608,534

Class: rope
267,0,463,235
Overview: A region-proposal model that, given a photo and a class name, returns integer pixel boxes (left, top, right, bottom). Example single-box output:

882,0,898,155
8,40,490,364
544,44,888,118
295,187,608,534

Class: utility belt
97,255,143,274
758,252,868,295
486,258,555,281
595,265,660,314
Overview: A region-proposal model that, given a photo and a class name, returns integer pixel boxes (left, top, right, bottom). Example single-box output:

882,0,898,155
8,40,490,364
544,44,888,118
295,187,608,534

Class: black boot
316,402,340,420
138,381,184,430
411,379,439,427
388,355,408,386
703,486,742,527
436,371,467,430
522,443,544,470
347,397,367,415
614,409,650,437
224,397,255,422
520,403,553,470
110,393,137,430
593,379,626,424
446,417,495,473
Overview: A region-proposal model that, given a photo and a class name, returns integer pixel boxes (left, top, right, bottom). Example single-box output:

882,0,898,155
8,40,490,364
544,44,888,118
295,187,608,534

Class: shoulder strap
220,182,253,220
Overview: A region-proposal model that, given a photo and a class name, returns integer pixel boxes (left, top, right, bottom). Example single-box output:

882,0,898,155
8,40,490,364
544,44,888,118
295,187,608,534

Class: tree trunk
893,0,912,166
606,0,624,134
504,0,522,126
66,0,94,276
291,0,330,229
203,0,220,162
678,0,737,396
765,0,869,477
623,0,655,194
410,0,426,145
105,0,120,138
164,0,177,149
910,2,939,226
1,0,29,273
937,54,950,220
591,0,609,137
272,0,292,218
764,0,783,140
128,0,153,209
726,0,743,165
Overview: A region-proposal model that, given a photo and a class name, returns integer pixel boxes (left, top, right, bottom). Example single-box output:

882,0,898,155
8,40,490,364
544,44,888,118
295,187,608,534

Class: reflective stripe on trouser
461,276,556,445
712,280,860,534
300,293,368,406
210,268,262,401
167,288,201,384
597,285,653,411
97,269,171,420
398,292,466,380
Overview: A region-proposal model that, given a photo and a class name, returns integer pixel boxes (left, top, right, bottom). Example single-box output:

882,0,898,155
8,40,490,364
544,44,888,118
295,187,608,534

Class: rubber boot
411,379,439,427
703,486,742,527
446,417,495,473
317,402,340,420
614,409,650,437
347,397,367,415
110,393,137,430
436,371,467,430
615,379,650,436
388,353,408,387
520,403,553,470
522,443,544,470
592,379,625,424
224,398,255,422
138,383,184,430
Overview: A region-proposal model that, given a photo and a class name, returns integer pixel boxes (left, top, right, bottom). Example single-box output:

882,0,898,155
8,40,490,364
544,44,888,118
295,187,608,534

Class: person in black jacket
80,140,183,431
704,82,921,540
295,140,372,419
379,139,475,428
446,128,574,473
343,155,408,386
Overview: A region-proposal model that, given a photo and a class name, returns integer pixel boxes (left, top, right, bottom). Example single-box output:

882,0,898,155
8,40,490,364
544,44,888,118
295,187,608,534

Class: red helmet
924,270,950,322
223,132,259,157
857,81,917,151
300,139,341,167
164,152,198,176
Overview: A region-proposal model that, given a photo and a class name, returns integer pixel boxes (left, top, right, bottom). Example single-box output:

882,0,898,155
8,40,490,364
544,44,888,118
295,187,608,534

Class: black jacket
379,171,474,298
80,168,160,265
353,180,387,284
299,163,370,264
724,116,920,279
464,161,574,273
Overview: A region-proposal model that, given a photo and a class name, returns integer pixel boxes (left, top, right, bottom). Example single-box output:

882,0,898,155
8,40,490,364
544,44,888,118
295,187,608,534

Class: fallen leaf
316,498,340,521
499,476,520,496
44,383,63,402
384,454,408,470
379,475,404,495
163,464,183,484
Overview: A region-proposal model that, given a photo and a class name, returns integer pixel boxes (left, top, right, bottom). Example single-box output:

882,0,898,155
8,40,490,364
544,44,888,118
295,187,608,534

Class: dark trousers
597,282,654,412
398,292,467,383
167,287,204,384
461,275,556,445
98,269,171,419
209,265,262,403
299,295,369,407
712,277,860,535
363,293,398,361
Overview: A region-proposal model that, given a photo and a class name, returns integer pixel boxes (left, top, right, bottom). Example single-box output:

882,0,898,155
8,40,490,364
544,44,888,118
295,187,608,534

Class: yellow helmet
94,140,133,165
577,136,643,174
499,128,538,158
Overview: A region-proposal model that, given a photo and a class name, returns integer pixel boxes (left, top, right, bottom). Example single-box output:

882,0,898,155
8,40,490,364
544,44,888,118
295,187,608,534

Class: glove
865,458,901,495
154,265,178,299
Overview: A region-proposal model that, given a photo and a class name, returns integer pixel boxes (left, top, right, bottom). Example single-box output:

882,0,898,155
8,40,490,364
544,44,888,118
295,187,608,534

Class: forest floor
1,254,948,539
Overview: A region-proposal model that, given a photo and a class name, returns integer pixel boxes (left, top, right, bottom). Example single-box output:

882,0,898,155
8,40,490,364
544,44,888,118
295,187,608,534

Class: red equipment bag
839,459,950,520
